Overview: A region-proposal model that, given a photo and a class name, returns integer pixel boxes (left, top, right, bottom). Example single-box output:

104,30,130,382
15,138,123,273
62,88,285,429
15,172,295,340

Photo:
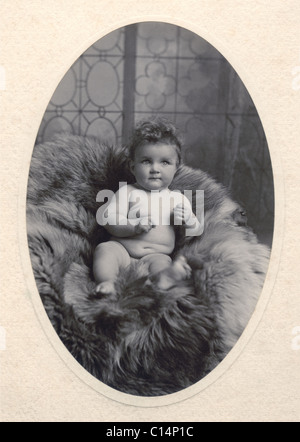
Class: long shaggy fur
27,134,271,396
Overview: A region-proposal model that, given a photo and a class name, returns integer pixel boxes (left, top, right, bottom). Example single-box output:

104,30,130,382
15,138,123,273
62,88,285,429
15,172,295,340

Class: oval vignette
25,21,275,405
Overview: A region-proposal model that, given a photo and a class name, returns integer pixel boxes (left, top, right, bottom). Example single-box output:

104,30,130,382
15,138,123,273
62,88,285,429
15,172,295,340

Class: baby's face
130,142,178,191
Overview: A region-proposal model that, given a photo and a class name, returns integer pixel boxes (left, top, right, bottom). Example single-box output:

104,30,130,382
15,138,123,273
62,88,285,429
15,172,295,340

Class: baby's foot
151,255,192,290
94,280,116,295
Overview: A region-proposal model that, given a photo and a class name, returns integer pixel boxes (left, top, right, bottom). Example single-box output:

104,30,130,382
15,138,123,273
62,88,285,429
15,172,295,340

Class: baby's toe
186,266,192,278
96,281,115,295
179,258,192,278
95,283,104,293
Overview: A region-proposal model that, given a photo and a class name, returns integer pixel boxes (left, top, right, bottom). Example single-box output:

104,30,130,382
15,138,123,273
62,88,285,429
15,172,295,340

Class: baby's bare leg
146,254,192,290
93,241,130,294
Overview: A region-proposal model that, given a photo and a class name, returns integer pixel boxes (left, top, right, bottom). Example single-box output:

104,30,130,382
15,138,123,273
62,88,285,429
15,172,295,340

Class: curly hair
128,117,183,166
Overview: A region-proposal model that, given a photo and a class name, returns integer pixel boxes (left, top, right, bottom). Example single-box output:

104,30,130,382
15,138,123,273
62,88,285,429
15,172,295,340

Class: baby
93,118,202,294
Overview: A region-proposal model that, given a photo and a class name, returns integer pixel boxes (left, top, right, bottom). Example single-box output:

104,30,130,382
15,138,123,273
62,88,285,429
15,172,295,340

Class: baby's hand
134,217,155,234
173,203,192,226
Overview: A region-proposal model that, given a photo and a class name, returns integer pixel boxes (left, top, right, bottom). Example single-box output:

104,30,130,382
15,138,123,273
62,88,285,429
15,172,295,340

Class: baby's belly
111,225,175,258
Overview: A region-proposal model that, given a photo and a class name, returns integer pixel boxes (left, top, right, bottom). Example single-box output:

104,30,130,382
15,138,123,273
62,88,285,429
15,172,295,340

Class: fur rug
26,134,271,396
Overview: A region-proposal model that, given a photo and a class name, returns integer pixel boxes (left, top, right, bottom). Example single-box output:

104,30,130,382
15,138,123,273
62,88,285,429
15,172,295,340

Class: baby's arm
99,184,154,237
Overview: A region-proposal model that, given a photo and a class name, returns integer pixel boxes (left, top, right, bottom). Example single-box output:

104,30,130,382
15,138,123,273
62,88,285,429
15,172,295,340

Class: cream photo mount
18,16,284,408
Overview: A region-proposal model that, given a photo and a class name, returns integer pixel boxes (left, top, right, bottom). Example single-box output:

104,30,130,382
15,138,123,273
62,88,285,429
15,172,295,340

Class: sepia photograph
26,22,274,397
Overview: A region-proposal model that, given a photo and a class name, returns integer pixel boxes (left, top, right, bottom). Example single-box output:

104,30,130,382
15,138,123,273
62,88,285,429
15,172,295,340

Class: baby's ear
128,159,135,174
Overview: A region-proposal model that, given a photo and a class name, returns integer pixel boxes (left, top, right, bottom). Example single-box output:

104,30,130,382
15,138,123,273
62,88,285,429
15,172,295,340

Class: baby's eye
161,160,170,165
141,159,151,165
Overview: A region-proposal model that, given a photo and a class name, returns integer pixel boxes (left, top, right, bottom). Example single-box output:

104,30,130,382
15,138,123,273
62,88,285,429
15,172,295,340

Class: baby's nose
150,163,160,172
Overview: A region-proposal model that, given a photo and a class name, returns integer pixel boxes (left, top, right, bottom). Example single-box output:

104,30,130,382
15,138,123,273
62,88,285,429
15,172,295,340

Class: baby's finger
174,205,184,212
174,209,185,218
174,214,185,225
147,217,156,228
174,216,184,223
174,207,184,215
147,219,155,229
141,224,151,233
